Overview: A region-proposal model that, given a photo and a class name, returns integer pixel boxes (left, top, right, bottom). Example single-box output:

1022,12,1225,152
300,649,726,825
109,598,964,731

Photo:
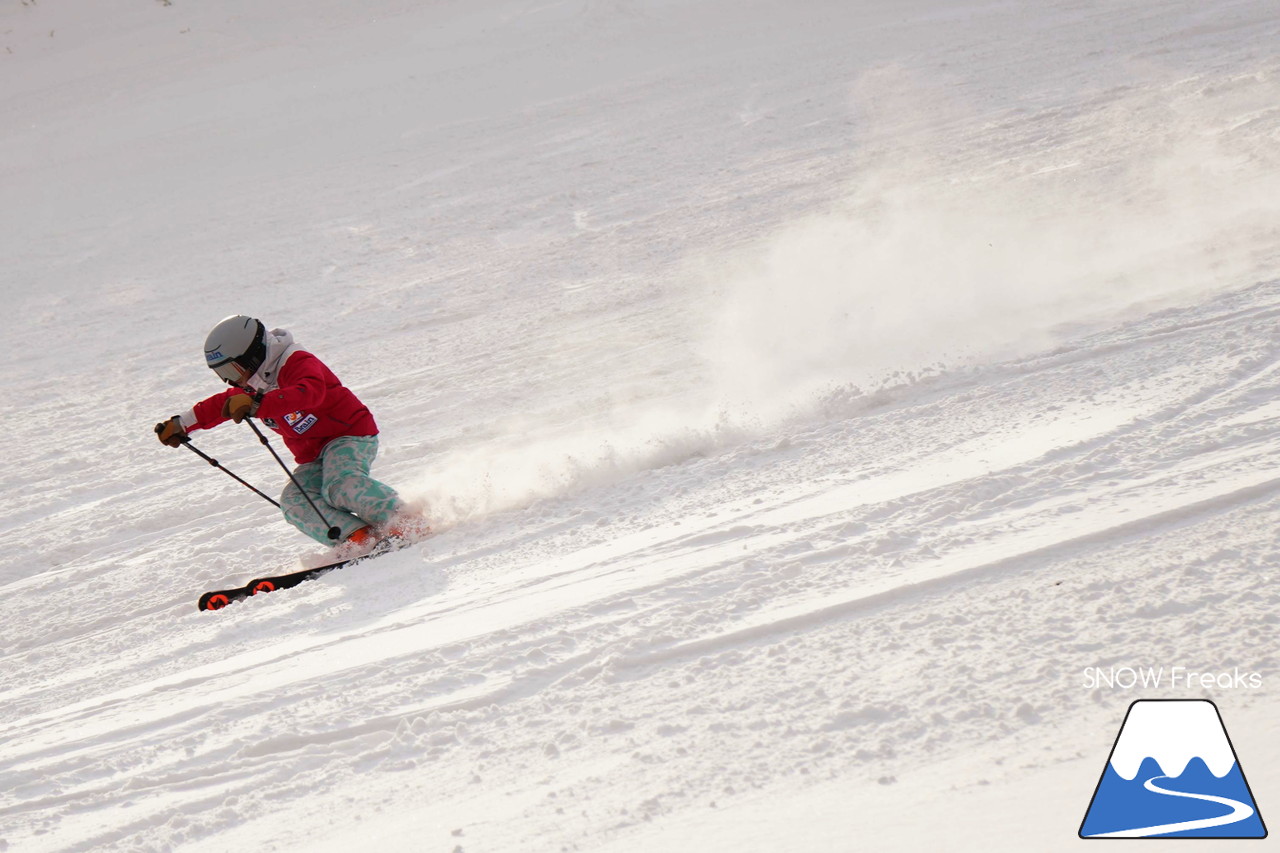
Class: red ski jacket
187,350,378,464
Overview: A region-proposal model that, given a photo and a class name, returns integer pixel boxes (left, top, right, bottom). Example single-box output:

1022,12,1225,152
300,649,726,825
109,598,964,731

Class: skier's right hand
155,417,188,448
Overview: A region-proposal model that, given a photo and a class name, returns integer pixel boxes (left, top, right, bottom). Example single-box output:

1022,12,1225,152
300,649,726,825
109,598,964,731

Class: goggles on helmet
211,358,252,387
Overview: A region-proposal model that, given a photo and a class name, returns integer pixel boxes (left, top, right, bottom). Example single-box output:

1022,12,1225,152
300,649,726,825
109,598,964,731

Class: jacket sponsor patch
283,410,319,434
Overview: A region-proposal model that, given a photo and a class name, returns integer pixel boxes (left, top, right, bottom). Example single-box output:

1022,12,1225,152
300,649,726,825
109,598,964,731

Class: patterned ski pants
280,435,404,545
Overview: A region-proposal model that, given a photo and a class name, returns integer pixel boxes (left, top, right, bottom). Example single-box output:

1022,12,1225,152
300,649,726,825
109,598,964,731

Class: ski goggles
211,358,252,386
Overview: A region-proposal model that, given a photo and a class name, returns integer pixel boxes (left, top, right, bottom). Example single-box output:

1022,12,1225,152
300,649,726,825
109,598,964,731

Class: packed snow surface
2,1,1278,851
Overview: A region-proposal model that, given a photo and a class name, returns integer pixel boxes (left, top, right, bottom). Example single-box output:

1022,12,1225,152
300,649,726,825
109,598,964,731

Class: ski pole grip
156,419,193,447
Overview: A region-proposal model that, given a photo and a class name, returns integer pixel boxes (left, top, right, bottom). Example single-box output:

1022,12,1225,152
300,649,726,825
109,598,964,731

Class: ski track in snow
2,0,1280,851
4,285,1280,851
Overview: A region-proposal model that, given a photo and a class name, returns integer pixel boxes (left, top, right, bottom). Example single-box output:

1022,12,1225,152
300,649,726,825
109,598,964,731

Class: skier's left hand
222,393,259,423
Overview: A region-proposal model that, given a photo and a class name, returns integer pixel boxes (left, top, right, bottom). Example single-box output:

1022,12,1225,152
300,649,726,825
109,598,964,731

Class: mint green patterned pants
280,435,404,544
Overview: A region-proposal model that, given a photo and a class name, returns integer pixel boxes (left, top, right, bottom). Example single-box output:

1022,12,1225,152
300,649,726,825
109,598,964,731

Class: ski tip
199,592,232,611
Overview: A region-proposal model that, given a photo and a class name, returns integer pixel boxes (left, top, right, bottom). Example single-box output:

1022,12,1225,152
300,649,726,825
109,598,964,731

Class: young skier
155,315,425,555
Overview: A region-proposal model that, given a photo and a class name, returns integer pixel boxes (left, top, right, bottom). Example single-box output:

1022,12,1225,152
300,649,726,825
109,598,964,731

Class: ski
197,540,410,611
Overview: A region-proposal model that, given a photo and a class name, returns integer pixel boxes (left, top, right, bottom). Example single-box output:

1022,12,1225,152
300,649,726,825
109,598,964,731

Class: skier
155,315,425,555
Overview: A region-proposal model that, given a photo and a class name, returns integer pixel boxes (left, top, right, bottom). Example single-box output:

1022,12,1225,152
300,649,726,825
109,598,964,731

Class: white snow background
2,0,1279,850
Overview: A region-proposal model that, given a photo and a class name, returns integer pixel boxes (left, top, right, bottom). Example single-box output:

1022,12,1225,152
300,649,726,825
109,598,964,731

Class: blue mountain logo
1080,700,1266,838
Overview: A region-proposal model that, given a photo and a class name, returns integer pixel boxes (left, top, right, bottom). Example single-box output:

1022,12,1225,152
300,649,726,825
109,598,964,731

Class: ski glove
155,417,187,448
222,393,260,423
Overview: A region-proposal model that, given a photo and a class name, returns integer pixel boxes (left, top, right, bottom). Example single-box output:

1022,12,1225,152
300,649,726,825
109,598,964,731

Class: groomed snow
1,1,1278,851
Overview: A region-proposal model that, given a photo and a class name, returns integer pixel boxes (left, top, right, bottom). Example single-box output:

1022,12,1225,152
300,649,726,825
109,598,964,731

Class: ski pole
243,418,341,541
162,430,282,508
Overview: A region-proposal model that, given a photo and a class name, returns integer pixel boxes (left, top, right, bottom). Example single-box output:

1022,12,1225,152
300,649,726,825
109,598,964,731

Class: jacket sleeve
254,352,328,420
183,387,241,432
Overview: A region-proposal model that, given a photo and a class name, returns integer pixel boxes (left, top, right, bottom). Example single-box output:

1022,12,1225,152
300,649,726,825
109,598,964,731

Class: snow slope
2,0,1278,850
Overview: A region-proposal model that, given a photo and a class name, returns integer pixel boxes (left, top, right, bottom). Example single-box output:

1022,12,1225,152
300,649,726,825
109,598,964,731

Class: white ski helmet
204,315,268,385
